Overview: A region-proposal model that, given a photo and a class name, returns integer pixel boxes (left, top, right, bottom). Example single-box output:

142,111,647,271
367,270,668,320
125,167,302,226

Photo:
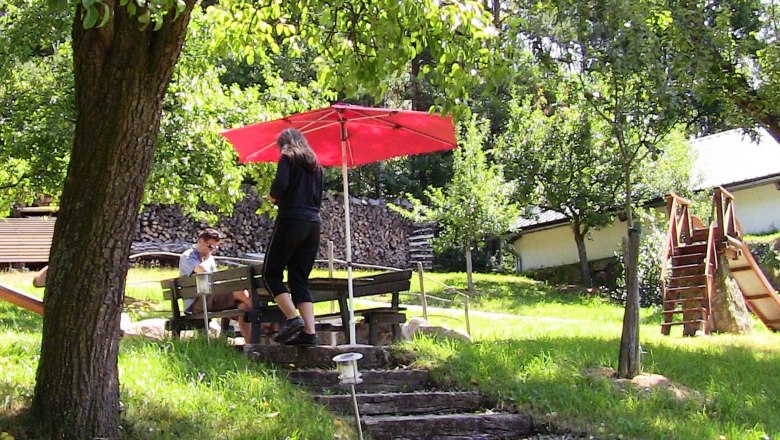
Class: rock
401,317,472,343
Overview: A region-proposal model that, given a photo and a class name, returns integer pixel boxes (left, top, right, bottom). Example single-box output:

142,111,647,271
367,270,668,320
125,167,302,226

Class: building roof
690,127,780,189
511,127,780,234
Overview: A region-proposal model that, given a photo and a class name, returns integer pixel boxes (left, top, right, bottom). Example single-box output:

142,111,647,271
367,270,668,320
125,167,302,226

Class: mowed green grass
1,267,780,439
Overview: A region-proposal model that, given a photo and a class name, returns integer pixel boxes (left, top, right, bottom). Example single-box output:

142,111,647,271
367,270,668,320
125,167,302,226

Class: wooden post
417,262,428,320
618,221,641,378
328,240,335,313
464,295,471,337
328,240,335,278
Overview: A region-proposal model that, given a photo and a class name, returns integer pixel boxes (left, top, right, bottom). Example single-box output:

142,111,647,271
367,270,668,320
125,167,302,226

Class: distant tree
397,118,518,293
497,85,623,288
0,4,333,218
516,0,695,378
664,0,780,141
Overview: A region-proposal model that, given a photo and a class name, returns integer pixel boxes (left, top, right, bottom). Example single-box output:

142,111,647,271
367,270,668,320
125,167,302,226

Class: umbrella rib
345,109,456,145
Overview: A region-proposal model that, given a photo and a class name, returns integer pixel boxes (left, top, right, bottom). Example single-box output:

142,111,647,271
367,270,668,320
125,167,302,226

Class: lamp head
195,271,213,295
332,352,363,385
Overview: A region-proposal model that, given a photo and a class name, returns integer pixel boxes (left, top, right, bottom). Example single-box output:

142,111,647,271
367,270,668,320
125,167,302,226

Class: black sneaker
273,316,304,343
285,332,319,347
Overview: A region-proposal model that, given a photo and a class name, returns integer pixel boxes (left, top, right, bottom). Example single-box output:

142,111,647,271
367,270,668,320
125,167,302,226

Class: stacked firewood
132,187,420,269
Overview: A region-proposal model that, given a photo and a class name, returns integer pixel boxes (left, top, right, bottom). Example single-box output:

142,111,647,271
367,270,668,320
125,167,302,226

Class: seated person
32,266,48,288
179,228,252,339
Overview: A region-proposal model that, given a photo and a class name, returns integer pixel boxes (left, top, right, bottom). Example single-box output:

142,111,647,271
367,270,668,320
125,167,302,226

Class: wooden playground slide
0,283,43,315
727,240,780,331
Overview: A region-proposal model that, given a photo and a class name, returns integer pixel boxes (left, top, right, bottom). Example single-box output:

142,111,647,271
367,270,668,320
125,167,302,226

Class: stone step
315,391,487,416
287,369,431,393
362,412,535,440
244,344,393,370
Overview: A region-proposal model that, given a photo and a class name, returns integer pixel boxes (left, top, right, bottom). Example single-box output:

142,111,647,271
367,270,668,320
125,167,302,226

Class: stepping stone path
244,344,554,439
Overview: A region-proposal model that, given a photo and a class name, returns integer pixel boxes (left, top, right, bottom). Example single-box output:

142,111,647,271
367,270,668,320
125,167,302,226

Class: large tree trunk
571,220,592,288
31,2,195,438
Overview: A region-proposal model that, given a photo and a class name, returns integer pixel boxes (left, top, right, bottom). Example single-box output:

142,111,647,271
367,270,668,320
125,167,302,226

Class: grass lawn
1,267,779,439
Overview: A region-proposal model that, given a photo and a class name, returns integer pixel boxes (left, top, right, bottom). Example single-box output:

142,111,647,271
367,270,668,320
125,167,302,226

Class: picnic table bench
160,264,412,345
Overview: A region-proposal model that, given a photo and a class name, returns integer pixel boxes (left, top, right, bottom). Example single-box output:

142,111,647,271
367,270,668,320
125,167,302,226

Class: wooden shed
0,217,56,266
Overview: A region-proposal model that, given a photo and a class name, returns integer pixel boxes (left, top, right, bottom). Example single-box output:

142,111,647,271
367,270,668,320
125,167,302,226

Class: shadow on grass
423,334,780,440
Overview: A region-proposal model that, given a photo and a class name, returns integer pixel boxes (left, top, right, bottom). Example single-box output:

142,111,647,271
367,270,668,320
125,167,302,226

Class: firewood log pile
132,187,430,269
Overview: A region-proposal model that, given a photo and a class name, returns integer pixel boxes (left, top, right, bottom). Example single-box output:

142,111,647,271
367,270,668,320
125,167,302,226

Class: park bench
160,264,413,345
160,264,284,343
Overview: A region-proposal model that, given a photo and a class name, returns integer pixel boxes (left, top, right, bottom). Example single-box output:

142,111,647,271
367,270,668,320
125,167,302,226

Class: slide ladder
0,283,43,315
661,188,780,334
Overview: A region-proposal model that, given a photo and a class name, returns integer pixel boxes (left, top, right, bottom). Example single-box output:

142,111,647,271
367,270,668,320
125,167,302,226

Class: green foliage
0,0,73,214
497,82,623,229
396,118,518,253
0,0,501,215
664,0,780,137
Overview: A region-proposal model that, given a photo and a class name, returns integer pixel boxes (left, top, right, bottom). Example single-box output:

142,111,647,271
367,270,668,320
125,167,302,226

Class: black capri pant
263,218,320,305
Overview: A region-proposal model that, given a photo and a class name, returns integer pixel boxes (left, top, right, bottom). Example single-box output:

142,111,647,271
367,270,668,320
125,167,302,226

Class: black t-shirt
270,155,323,222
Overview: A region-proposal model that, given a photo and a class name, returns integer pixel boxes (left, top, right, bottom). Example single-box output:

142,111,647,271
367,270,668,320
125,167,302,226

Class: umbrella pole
341,141,357,345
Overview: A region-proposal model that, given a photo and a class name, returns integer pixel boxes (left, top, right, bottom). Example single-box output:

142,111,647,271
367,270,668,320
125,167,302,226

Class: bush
612,218,666,307
746,240,780,289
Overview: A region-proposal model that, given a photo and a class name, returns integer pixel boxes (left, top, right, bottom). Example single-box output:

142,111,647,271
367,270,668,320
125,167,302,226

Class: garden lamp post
333,352,364,440
195,271,213,343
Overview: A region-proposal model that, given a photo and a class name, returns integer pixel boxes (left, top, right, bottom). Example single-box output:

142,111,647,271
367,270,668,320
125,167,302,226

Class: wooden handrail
703,222,717,321
661,193,694,290
714,186,743,244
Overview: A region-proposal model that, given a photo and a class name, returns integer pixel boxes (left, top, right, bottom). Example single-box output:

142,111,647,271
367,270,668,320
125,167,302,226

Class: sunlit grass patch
119,337,341,439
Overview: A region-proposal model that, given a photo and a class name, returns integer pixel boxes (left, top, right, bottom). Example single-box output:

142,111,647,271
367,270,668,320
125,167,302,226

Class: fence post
417,262,428,320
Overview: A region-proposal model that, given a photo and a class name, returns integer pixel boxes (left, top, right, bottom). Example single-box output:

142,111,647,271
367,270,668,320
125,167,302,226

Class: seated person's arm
179,253,212,276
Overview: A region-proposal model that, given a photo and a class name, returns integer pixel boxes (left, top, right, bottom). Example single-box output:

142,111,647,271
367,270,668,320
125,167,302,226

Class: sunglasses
207,243,220,250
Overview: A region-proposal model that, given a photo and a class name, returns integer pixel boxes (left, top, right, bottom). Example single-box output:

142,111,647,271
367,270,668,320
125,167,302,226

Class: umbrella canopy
220,103,458,345
221,103,457,167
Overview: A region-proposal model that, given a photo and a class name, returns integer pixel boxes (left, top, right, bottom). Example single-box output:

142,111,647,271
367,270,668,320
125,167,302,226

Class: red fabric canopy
220,104,458,167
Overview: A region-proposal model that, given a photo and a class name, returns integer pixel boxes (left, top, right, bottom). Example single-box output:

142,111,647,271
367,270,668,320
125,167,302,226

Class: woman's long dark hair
277,128,320,172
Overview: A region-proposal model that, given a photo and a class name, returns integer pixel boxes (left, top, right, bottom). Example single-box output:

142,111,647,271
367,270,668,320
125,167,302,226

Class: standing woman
264,128,324,346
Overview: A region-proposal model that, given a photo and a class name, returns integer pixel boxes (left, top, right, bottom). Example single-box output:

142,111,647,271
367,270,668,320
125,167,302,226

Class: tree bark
31,2,196,438
571,220,592,288
618,221,641,378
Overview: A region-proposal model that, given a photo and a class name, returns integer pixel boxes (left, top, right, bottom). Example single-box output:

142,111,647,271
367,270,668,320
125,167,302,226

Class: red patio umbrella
220,103,458,344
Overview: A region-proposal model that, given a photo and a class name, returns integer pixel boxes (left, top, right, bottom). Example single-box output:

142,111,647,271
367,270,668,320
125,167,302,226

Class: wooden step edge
670,263,705,271
662,308,707,315
668,277,706,285
660,319,706,327
672,252,705,258
665,285,706,293
663,297,706,305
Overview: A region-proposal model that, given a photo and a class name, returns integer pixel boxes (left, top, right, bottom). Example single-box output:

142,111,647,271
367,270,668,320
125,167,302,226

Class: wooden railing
713,187,742,243
661,193,694,284
703,221,717,325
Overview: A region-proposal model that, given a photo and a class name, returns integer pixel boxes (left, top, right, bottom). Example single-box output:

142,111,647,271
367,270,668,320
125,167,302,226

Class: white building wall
512,183,780,271
512,220,628,271
731,184,780,234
